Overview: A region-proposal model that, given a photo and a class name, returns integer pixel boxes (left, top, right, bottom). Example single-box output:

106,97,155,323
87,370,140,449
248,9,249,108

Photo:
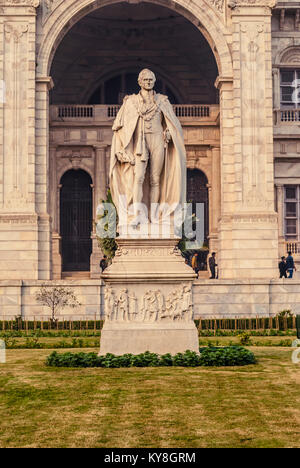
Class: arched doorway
60,170,93,272
187,169,209,245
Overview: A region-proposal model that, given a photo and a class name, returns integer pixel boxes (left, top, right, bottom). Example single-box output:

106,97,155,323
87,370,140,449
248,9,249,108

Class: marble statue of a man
110,69,187,227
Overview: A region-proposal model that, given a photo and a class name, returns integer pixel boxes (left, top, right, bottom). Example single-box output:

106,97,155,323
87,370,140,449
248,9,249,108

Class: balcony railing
50,104,219,123
274,109,300,124
285,241,300,256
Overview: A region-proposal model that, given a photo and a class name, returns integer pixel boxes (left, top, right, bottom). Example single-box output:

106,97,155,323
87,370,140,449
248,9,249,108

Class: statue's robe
110,92,187,226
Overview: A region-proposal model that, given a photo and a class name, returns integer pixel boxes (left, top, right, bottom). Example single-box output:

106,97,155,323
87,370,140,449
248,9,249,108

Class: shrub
46,347,256,368
198,346,256,366
238,331,252,346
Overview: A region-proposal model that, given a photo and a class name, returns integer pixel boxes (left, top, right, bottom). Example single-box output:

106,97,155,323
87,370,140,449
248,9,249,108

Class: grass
0,347,300,448
1,335,298,349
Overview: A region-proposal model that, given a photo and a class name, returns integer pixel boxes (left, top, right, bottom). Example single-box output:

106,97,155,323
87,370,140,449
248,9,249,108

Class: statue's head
138,69,156,91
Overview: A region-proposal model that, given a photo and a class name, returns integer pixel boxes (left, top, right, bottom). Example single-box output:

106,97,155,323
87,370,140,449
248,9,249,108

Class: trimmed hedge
46,346,256,368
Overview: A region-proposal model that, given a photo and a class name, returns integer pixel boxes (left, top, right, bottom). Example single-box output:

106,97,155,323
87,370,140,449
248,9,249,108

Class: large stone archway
0,0,279,285
36,0,233,78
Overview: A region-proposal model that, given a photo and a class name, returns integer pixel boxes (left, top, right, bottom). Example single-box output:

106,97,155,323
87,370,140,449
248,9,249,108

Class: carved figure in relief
180,285,193,322
104,286,116,322
117,288,129,322
142,290,164,322
128,291,138,321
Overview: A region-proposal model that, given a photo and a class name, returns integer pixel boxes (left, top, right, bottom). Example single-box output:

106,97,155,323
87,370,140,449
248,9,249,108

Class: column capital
36,76,54,91
215,76,233,90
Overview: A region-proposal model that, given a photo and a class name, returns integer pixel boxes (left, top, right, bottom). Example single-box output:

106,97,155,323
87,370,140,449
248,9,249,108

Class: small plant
95,190,118,260
238,332,252,346
35,285,81,323
277,309,293,318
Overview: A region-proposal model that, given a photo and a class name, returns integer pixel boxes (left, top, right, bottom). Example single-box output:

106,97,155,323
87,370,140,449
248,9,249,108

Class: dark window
187,169,209,244
60,169,93,271
280,69,300,108
284,186,299,240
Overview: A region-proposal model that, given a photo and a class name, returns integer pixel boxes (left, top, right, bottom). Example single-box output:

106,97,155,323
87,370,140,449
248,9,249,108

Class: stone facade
0,0,299,317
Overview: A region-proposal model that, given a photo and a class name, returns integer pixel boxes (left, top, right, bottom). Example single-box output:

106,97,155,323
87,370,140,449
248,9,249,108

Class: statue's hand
164,129,171,145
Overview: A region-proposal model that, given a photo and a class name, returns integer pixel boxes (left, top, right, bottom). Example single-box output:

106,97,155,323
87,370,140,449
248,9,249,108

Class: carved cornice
0,0,40,6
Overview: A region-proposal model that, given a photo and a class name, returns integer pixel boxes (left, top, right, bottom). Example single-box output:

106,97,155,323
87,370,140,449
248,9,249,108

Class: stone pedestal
99,237,198,355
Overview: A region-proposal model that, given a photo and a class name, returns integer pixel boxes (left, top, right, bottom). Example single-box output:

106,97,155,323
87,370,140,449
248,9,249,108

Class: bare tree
35,285,81,322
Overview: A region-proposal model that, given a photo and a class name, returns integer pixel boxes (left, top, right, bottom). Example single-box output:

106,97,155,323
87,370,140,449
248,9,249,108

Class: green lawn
0,347,299,448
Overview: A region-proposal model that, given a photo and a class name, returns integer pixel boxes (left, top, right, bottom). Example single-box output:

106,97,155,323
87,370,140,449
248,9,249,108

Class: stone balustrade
274,109,300,125
50,104,219,123
285,241,300,257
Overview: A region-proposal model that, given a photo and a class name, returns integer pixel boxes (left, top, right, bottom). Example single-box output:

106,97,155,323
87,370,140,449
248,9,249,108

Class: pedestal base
100,237,197,356
99,322,199,355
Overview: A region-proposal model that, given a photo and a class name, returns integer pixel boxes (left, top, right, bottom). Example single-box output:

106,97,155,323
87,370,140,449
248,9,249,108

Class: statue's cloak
110,93,186,224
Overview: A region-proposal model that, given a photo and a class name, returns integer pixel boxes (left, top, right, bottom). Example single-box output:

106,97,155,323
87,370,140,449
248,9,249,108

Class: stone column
272,68,280,110
217,0,278,279
209,146,221,254
36,76,53,280
90,146,107,279
0,0,41,280
276,183,285,258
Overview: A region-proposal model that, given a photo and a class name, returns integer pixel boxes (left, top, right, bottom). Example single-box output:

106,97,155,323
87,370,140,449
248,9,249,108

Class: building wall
272,5,300,265
1,279,300,318
0,0,282,288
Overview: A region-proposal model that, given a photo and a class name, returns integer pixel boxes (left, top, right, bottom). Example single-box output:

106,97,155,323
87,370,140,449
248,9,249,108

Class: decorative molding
0,214,37,224
222,213,278,224
0,0,39,6
229,0,276,7
57,146,94,170
280,46,300,65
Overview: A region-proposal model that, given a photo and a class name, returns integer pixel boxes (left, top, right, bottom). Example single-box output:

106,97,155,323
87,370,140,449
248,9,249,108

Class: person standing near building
278,256,287,278
100,255,108,273
208,252,217,279
191,252,199,277
286,251,297,278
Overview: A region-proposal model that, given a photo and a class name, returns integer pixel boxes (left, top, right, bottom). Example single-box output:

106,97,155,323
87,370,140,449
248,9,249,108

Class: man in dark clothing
286,251,297,278
278,256,287,278
100,255,108,272
209,252,217,279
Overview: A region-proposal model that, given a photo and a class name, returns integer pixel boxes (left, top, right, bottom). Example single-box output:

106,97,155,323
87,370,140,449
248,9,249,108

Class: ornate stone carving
228,0,276,8
209,0,224,13
105,284,193,324
5,23,28,42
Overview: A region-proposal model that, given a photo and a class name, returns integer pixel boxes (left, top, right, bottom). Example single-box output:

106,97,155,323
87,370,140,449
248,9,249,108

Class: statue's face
139,72,155,91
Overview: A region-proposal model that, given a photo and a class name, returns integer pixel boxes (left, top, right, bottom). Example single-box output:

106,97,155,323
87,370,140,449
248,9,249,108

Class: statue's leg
133,157,147,206
148,134,165,205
